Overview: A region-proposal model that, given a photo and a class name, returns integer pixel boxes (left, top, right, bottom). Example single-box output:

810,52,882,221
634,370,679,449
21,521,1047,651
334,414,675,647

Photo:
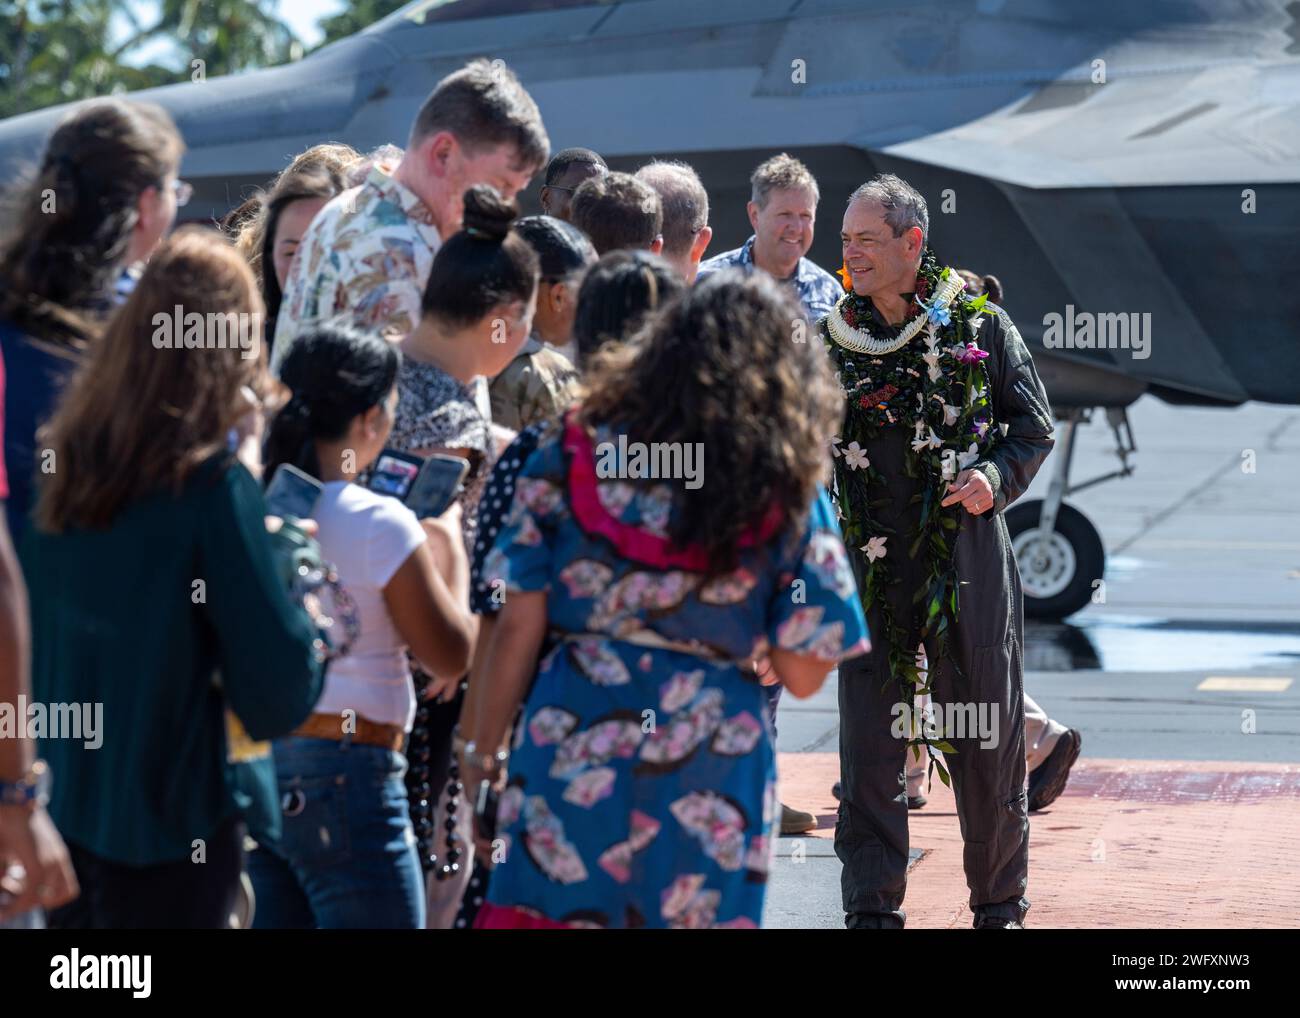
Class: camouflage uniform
488,337,580,432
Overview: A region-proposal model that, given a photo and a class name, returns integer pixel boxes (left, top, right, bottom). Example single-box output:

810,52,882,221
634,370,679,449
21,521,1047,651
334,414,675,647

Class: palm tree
0,1,174,119
111,0,299,77
315,0,410,50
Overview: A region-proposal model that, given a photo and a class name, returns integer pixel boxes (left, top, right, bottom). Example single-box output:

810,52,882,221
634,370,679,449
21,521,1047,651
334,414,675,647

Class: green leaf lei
820,251,1000,787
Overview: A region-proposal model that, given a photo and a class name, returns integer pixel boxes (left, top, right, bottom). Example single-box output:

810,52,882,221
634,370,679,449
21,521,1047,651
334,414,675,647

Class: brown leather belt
292,711,405,752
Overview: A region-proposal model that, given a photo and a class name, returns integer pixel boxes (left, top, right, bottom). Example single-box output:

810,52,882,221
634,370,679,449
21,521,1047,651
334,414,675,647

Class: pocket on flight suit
964,636,1031,897
959,638,1014,884
963,637,1013,707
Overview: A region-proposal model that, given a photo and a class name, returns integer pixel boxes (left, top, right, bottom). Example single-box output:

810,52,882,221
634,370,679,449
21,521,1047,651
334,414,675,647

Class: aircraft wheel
1005,500,1104,620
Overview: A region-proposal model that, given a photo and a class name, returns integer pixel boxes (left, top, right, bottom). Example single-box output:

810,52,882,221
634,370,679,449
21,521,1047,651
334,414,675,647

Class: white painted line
1198,677,1293,692
1140,540,1300,551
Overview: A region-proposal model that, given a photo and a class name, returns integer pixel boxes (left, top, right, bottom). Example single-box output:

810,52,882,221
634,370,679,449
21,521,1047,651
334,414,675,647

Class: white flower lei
824,272,967,356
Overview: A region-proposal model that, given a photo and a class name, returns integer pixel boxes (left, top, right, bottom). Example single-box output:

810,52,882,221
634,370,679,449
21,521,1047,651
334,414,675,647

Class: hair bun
282,391,313,421
461,185,516,241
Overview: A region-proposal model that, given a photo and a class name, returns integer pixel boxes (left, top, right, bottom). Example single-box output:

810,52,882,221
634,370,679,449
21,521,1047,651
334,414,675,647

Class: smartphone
264,463,322,520
368,449,468,519
368,449,424,499
475,779,499,841
405,454,469,519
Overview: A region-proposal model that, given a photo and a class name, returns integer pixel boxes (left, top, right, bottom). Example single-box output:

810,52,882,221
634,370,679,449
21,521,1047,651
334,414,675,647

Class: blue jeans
247,736,425,929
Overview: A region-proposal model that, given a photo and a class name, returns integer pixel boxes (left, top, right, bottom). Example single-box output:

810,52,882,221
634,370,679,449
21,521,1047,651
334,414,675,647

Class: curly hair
579,269,841,573
571,249,684,369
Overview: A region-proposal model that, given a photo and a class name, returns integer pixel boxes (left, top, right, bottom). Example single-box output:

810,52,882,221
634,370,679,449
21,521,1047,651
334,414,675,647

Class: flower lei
825,269,966,356
822,250,999,787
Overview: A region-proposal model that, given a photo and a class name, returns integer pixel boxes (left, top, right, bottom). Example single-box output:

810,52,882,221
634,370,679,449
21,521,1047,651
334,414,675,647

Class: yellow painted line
1199,677,1293,692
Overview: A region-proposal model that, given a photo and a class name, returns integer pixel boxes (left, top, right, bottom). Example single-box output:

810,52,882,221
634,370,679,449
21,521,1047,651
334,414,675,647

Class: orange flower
837,262,853,291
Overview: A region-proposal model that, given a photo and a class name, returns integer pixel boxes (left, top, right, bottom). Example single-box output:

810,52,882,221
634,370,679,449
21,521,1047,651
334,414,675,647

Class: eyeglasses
545,170,608,195
171,179,193,207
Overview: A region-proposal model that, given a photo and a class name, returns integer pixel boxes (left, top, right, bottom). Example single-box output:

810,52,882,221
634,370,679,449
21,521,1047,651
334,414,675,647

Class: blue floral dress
479,417,869,929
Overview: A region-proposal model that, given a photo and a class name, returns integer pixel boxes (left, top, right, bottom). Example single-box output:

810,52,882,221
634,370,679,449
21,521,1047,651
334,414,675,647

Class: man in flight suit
824,174,1056,929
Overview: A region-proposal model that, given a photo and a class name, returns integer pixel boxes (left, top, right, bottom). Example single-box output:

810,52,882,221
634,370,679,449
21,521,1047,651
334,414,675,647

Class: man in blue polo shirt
697,153,842,323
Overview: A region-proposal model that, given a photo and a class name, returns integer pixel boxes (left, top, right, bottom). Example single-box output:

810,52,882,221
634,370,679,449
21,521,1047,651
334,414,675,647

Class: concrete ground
764,396,1300,928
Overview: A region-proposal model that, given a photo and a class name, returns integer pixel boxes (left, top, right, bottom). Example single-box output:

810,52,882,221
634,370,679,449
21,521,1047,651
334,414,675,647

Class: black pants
835,510,1030,928
47,816,244,929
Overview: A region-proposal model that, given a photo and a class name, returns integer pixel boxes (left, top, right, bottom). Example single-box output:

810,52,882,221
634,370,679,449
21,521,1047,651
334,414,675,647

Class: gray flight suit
828,304,1055,928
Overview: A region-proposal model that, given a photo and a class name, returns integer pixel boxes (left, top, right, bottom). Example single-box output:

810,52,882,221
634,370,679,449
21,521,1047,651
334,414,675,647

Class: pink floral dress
478,416,869,928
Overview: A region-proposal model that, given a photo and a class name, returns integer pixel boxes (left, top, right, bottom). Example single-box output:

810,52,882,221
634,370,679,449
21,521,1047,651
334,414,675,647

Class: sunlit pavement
768,749,1300,929
765,398,1300,928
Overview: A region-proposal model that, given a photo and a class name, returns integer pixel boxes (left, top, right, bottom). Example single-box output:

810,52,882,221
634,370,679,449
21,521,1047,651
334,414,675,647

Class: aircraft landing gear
1004,408,1134,619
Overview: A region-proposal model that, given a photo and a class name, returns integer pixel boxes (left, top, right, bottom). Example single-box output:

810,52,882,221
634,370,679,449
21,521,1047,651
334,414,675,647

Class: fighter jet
1,0,1295,618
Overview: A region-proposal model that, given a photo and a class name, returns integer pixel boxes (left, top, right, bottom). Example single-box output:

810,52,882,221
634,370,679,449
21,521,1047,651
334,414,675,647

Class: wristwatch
0,760,51,810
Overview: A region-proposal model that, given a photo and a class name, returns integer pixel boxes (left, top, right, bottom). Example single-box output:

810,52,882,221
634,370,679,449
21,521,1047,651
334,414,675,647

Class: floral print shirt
271,166,441,374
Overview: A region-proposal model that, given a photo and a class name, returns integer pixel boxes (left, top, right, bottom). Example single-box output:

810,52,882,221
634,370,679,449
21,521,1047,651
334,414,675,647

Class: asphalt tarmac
764,395,1300,928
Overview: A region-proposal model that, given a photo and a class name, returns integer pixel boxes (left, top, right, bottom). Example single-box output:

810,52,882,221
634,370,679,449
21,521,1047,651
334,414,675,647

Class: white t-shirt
311,481,427,730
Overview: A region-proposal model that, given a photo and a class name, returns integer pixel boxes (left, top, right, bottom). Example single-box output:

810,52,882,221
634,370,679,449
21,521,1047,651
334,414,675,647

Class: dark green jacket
23,457,325,866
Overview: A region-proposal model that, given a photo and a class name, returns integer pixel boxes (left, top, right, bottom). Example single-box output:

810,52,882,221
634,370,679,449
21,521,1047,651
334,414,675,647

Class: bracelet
460,740,509,774
0,759,51,810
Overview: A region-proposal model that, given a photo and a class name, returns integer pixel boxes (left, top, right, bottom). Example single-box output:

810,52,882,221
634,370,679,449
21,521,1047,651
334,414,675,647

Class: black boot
845,912,904,929
973,914,1024,929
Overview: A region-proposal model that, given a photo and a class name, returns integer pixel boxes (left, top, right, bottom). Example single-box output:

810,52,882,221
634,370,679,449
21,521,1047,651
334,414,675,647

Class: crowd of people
0,57,1082,930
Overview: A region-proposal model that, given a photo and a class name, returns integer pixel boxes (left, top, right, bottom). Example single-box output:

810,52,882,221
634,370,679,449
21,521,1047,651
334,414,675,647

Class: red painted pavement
778,752,1300,928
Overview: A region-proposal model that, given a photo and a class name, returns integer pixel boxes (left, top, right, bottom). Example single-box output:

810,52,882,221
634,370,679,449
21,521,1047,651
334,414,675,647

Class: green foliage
0,0,409,119
315,0,408,51
1,1,167,118
111,0,298,78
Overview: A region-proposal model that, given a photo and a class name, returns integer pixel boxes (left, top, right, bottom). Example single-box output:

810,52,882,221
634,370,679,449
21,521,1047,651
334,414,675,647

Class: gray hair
848,173,928,246
635,160,709,258
750,153,819,209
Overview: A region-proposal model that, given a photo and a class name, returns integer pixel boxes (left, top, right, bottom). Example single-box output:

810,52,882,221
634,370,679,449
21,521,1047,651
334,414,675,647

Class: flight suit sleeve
970,306,1056,515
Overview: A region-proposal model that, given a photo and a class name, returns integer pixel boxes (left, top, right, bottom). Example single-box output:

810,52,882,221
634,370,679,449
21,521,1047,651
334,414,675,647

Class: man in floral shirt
272,59,549,374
